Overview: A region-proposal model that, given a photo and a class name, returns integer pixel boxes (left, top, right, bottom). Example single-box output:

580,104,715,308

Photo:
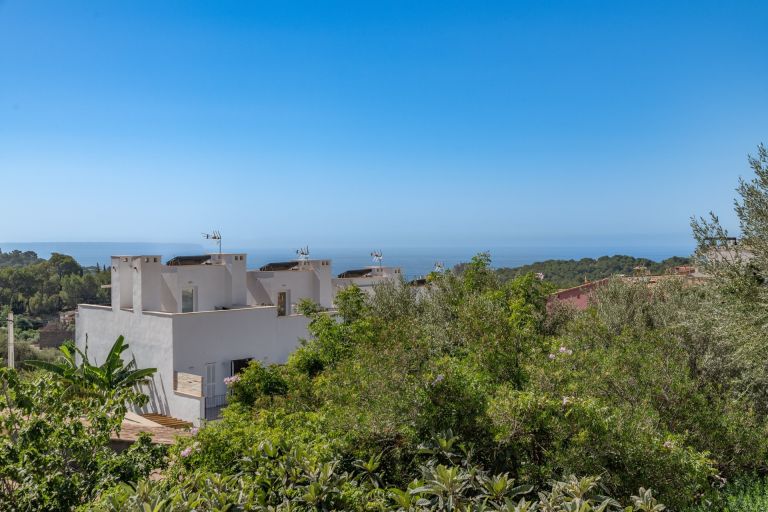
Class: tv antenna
371,250,383,268
202,230,222,254
296,246,310,261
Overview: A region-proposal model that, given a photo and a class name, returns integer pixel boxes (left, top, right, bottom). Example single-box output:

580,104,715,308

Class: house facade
75,253,399,424
332,265,402,295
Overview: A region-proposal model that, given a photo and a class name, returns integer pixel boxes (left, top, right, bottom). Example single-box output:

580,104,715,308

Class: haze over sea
0,237,695,279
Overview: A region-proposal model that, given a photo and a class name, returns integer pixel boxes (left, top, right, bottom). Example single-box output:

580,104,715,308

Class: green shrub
227,359,288,407
172,407,338,476
685,477,768,512
0,368,164,511
89,441,668,512
487,387,714,508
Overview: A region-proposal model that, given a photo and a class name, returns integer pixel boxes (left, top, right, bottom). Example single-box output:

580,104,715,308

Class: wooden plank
141,413,193,430
174,371,203,397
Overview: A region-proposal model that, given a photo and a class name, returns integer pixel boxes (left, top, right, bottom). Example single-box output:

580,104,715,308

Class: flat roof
260,261,299,271
166,255,212,266
337,268,374,278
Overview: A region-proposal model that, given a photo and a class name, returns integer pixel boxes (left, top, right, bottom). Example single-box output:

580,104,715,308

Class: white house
332,265,402,295
75,253,399,425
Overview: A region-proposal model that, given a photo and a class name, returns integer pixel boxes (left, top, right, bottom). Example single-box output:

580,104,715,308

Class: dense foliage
88,426,665,511
0,251,109,317
685,478,768,512
0,250,109,368
495,255,690,288
0,249,43,268
0,368,165,511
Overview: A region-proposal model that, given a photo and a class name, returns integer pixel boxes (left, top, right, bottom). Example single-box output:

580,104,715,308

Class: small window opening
182,287,196,313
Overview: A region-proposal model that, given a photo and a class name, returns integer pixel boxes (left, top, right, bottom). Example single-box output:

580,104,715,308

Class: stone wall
38,321,74,349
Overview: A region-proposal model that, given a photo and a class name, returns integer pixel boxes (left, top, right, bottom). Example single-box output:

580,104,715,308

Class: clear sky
1,1,766,248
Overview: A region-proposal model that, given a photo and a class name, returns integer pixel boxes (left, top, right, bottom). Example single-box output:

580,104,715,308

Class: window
182,287,196,313
277,291,287,317
231,358,252,375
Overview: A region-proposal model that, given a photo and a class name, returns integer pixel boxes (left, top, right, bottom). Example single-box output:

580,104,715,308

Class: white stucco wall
332,267,402,299
112,256,134,310
136,256,163,312
74,305,199,422
209,254,248,306
308,260,334,308
333,276,389,296
276,314,311,353
76,303,310,425
173,265,230,312
246,272,272,305
160,271,179,312
172,308,309,394
249,269,318,309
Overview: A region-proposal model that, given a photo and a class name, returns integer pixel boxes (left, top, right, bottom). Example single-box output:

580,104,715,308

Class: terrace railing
204,394,227,420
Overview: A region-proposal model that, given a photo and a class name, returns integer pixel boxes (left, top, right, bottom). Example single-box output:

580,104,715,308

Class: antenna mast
371,250,383,268
296,246,310,262
202,230,223,255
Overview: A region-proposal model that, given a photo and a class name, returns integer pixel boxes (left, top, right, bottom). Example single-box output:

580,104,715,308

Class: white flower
548,353,556,360
562,396,573,406
224,375,241,386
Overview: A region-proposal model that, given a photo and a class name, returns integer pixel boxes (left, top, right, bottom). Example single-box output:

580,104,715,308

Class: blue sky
1,1,766,248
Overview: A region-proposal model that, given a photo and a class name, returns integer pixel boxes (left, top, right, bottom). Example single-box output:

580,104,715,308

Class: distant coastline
0,241,696,279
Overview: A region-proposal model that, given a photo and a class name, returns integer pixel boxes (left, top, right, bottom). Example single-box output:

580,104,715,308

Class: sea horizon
0,239,697,279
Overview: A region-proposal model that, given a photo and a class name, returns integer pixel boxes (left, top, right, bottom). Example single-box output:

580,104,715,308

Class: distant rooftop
260,261,299,271
337,268,374,278
166,255,212,266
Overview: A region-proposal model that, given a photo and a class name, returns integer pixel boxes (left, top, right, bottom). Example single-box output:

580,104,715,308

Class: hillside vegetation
497,254,691,288
0,251,109,367
0,249,43,268
0,251,109,317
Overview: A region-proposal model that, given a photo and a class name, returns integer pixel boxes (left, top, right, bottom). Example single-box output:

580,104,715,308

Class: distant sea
0,240,696,279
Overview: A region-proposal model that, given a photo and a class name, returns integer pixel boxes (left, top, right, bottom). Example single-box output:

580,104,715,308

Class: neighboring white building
75,253,399,425
332,266,402,296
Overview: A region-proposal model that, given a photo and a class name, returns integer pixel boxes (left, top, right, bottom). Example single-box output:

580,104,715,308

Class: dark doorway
231,358,252,375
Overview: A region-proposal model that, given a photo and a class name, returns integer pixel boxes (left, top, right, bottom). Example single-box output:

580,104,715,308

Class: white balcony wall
171,307,308,399
74,306,197,421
